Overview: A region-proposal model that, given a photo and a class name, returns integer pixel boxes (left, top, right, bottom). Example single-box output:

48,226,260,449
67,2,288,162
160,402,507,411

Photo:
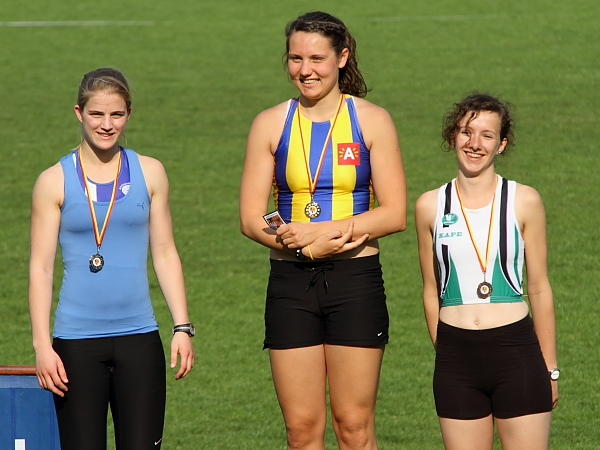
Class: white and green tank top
434,175,524,306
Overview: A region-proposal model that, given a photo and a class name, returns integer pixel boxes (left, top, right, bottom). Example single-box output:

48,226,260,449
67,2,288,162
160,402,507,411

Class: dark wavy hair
77,68,131,111
442,92,514,153
284,11,369,98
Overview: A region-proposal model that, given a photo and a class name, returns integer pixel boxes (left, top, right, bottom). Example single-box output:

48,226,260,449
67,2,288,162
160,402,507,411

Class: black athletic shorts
264,254,389,349
433,315,552,420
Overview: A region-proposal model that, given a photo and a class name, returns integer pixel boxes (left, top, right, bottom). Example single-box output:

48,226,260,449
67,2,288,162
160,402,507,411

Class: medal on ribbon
455,178,497,299
297,95,345,219
78,148,121,273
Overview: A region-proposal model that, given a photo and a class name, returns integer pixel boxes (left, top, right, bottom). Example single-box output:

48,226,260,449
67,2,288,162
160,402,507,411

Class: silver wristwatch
549,368,560,381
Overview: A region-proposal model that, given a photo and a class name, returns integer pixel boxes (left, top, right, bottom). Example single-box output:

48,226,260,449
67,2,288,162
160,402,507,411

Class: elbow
395,219,407,233
391,209,407,233
239,217,255,240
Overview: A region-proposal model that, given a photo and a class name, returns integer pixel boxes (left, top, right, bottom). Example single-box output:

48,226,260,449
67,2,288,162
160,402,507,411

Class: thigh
326,345,384,423
110,332,166,450
439,416,494,450
269,345,328,430
52,338,112,450
496,412,551,450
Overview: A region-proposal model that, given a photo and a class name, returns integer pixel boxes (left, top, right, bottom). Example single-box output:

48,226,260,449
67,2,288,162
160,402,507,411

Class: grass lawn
0,0,598,448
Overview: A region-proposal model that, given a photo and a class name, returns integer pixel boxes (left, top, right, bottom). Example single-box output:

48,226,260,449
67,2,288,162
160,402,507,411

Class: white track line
0,21,154,27
370,14,509,22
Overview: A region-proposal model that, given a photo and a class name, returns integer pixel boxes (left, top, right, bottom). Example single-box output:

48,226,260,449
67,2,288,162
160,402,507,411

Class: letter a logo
337,143,360,166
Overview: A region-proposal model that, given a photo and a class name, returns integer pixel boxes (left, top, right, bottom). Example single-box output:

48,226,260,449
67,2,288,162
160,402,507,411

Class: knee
332,414,375,449
285,415,325,449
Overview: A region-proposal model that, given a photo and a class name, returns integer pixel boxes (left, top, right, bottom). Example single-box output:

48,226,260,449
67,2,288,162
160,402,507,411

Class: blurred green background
1,1,598,448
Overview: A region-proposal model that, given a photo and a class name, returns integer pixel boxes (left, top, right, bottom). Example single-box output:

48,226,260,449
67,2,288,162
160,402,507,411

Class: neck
455,170,498,209
298,89,344,121
79,141,121,166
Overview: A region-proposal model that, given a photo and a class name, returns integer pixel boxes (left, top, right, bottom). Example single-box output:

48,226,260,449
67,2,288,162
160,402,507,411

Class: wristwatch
549,368,560,381
173,323,195,337
295,248,307,261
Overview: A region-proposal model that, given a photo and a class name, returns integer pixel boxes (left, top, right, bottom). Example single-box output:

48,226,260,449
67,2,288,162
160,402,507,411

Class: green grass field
1,0,599,448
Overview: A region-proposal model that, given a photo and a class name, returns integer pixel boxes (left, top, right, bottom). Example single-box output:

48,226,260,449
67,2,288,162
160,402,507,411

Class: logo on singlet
120,182,130,195
442,213,459,226
337,143,360,166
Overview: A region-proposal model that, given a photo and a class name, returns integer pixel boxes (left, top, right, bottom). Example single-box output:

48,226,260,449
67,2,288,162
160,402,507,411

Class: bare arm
415,190,441,347
239,105,289,250
141,156,194,380
29,164,69,396
517,184,558,406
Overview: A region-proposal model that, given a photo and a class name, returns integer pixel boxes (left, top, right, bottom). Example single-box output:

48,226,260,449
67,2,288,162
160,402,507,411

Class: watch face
295,249,307,261
174,324,195,337
550,369,560,380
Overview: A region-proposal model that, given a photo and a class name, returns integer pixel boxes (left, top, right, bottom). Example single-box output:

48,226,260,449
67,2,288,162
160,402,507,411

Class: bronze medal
455,178,498,301
477,281,493,299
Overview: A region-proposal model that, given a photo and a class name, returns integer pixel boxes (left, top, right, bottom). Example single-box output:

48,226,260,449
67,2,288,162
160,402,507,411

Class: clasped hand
277,221,368,259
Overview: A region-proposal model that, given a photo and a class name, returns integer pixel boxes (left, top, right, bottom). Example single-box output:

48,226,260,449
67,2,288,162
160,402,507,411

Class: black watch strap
173,323,195,337
295,248,307,261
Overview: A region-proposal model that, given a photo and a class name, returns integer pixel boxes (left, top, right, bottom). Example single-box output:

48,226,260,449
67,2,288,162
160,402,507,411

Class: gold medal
304,200,321,219
297,95,345,219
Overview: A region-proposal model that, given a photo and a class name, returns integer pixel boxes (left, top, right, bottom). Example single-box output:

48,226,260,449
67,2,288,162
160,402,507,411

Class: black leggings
53,331,166,450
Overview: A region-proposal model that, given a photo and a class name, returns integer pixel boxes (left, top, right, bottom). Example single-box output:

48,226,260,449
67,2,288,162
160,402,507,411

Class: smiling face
454,110,507,175
74,91,130,153
287,31,348,102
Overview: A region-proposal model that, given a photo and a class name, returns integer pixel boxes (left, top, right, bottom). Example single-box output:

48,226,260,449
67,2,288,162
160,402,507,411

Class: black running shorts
264,254,389,349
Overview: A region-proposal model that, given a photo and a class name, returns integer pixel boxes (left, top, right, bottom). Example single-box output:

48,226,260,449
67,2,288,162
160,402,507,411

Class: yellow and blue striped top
274,95,374,222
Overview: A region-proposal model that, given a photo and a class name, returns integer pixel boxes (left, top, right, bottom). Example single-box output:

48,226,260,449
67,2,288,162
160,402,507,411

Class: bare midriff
440,301,530,330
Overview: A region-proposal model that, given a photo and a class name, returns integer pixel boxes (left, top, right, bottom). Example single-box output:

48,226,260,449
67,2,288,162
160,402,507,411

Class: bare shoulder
352,97,394,126
247,100,290,153
250,101,289,135
515,182,543,206
32,162,64,208
34,162,63,194
137,154,169,198
515,182,546,228
137,154,167,176
415,188,439,220
517,183,542,202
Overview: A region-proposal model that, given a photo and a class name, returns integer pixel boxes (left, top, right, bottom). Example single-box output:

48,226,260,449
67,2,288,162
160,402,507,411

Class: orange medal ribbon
297,94,345,218
78,148,121,272
455,177,497,298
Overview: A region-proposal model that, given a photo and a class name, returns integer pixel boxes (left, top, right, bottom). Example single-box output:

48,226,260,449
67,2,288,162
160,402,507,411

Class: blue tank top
54,148,158,339
273,95,374,223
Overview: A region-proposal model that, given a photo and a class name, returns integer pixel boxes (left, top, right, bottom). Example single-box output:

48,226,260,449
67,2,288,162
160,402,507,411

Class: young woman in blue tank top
415,93,558,449
240,12,407,450
29,68,195,450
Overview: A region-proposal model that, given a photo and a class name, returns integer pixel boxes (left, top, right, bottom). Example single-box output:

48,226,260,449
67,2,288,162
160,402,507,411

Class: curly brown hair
442,92,514,153
284,11,369,98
